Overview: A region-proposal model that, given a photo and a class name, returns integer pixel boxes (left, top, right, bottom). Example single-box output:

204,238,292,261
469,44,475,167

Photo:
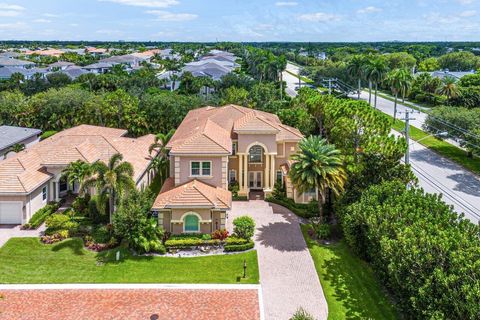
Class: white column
264,154,270,190
243,153,248,191
239,154,244,192
270,155,275,189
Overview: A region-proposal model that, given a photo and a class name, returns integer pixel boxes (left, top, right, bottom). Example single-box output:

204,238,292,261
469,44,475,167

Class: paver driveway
228,200,328,320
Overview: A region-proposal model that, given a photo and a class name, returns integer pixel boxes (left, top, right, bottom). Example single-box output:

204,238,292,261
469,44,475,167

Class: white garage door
0,202,23,224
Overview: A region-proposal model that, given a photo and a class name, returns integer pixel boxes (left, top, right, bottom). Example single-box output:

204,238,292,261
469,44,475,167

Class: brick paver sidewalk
228,201,328,320
0,287,260,320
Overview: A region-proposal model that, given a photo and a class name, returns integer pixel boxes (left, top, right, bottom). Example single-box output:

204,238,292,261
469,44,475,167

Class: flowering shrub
40,230,68,244
211,229,229,240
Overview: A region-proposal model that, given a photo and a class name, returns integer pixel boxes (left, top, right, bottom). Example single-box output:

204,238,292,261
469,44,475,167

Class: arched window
249,145,263,163
184,213,200,232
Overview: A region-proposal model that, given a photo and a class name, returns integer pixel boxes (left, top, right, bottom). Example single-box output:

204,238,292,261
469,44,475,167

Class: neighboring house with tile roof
152,104,312,234
0,125,158,225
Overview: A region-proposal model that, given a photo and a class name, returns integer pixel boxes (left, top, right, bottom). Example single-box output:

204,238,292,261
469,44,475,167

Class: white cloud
43,13,60,17
460,10,476,17
0,3,25,10
33,19,52,23
69,23,79,27
357,6,382,14
298,12,341,22
99,0,178,8
0,3,25,17
146,10,198,21
457,0,474,4
275,2,298,6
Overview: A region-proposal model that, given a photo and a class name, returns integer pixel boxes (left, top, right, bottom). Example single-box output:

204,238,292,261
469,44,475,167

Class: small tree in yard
112,190,165,254
233,216,255,240
290,308,316,320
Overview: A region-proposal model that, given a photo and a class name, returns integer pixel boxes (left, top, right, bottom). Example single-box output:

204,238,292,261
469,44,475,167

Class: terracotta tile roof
0,125,155,194
152,178,231,210
167,104,303,154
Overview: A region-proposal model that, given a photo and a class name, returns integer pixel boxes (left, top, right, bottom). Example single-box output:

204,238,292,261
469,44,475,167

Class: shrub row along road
285,64,480,223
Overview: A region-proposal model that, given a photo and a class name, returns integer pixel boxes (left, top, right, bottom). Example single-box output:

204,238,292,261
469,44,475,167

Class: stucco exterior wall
237,134,277,154
26,182,50,222
177,156,224,188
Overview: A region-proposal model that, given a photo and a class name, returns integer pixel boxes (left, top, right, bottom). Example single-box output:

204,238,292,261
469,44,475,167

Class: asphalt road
284,64,480,223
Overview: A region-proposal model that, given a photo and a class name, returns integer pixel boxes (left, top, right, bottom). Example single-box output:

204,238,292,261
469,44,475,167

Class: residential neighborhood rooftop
0,125,155,194
0,126,42,152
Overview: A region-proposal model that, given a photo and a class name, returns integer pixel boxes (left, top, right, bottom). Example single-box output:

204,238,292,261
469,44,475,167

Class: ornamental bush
341,180,480,319
232,216,256,240
224,241,254,252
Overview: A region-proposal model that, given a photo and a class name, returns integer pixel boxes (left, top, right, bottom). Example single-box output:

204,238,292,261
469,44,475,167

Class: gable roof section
152,178,231,210
234,111,280,133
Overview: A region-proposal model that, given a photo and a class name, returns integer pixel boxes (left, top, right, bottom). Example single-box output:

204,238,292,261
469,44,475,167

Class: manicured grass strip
285,70,314,84
387,114,480,175
301,225,399,320
0,238,259,284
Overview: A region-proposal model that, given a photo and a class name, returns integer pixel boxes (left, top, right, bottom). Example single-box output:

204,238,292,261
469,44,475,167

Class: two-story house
152,104,315,234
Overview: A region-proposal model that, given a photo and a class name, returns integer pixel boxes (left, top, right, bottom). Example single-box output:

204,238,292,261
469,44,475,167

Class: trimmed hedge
164,238,221,249
224,241,254,252
24,203,59,229
265,196,318,218
225,237,249,245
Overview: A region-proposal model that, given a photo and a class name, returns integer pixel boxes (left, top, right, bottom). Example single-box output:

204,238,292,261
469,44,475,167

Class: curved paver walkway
228,200,328,320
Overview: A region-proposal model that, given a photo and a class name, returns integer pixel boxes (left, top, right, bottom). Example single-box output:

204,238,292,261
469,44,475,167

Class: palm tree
289,136,346,221
365,57,388,109
385,69,403,121
437,76,461,105
149,129,175,186
83,153,135,223
61,160,92,194
347,55,365,100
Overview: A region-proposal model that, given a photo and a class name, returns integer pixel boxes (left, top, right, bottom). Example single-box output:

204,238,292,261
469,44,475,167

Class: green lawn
0,237,259,284
301,226,399,320
388,115,480,175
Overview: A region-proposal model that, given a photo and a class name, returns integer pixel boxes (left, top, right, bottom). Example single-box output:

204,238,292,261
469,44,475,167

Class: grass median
388,114,480,175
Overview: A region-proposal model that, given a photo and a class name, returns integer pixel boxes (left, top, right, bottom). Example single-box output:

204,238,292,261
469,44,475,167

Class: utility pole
298,70,301,89
328,79,332,95
400,109,417,165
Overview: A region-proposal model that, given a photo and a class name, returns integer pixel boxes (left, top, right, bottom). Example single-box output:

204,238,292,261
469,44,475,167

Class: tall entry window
184,213,200,232
249,145,263,163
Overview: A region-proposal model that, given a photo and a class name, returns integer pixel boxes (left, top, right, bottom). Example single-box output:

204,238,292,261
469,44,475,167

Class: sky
0,0,479,42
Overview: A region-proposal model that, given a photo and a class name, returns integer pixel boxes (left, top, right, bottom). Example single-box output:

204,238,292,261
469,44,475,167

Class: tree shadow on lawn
321,251,371,320
51,238,85,256
96,247,154,265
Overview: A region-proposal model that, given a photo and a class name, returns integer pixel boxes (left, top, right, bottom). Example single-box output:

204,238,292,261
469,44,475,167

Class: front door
248,171,263,189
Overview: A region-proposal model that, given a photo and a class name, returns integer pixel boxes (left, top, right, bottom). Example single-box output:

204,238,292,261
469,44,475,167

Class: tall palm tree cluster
62,154,136,223
61,131,173,223
243,47,287,83
347,54,413,118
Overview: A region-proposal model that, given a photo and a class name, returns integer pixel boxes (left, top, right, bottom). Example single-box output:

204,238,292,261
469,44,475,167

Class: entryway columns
270,154,275,189
264,154,270,190
238,153,248,194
